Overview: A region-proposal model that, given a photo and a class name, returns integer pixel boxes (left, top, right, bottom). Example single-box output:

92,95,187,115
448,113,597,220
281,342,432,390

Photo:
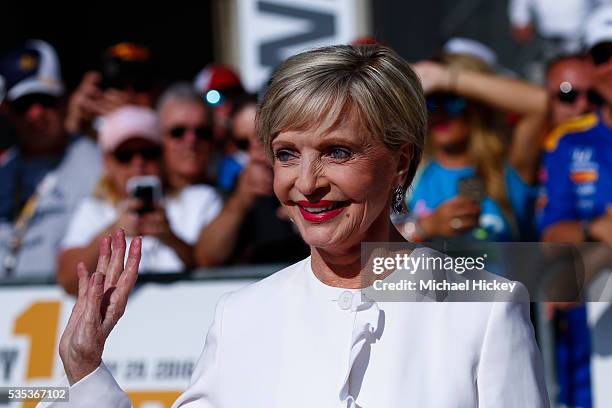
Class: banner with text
0,280,254,408
237,0,359,91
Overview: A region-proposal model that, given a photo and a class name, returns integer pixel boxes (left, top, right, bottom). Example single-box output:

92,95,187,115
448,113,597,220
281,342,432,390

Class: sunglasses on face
168,126,213,141
10,94,60,114
591,43,612,66
426,94,467,117
557,87,602,105
113,146,162,164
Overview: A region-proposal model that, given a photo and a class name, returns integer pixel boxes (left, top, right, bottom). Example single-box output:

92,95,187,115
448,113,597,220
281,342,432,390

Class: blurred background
0,0,548,88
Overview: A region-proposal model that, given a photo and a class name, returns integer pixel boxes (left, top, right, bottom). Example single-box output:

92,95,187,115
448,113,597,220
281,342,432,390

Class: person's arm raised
414,60,548,183
414,60,547,116
194,161,273,266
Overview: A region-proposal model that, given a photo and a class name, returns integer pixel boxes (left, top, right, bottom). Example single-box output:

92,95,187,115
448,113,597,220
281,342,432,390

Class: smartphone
126,176,162,214
99,59,123,91
458,176,486,202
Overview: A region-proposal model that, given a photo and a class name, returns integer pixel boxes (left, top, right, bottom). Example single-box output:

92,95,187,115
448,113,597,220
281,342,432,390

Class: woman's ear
395,143,414,186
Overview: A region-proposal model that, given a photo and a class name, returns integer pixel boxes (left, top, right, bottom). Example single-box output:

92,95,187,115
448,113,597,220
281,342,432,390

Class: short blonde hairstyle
256,44,426,188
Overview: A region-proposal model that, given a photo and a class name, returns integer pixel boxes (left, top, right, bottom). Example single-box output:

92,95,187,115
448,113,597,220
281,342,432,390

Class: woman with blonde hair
40,45,548,407
409,41,548,242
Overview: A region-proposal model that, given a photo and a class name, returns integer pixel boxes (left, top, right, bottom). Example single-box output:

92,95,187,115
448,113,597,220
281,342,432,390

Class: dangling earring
392,186,405,214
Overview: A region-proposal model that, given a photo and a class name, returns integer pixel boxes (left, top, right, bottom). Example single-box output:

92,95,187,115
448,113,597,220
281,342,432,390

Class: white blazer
40,252,549,407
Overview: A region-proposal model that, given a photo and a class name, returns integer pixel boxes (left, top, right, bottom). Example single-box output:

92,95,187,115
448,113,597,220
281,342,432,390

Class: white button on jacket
39,254,550,407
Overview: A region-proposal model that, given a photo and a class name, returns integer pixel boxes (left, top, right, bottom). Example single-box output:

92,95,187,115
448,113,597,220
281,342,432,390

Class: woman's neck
310,220,405,289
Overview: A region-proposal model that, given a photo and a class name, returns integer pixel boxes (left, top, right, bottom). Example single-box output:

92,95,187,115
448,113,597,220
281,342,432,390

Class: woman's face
272,111,404,253
105,138,162,197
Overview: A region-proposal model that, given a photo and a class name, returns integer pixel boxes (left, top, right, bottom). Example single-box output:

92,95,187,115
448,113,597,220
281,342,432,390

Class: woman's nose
295,158,322,196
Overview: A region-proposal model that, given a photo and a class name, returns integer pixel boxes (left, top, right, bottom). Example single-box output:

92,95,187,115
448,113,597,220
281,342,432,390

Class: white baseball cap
443,37,498,68
0,39,64,102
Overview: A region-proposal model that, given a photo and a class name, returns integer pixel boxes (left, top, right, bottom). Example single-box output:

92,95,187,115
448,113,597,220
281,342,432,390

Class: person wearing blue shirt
407,44,547,242
539,6,612,244
539,112,612,239
538,7,612,407
538,113,607,408
409,161,536,242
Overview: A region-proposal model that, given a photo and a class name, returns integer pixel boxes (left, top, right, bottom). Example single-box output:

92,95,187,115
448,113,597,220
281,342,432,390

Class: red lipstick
296,200,348,223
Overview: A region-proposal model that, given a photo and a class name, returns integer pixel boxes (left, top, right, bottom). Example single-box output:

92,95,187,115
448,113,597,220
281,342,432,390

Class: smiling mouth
295,200,350,222
300,201,346,213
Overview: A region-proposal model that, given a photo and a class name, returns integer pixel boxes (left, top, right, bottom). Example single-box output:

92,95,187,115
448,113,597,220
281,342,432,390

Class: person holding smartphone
56,106,222,294
64,43,156,138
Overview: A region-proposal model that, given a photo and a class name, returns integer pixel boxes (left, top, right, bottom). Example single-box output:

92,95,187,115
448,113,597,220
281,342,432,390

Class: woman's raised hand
59,229,141,385
411,61,450,95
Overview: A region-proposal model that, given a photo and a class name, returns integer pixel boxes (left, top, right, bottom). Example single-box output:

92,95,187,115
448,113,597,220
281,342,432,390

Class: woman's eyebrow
271,138,296,149
317,135,358,145
316,133,370,149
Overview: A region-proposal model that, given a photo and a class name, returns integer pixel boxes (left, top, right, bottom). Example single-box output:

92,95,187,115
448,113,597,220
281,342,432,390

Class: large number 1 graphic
13,301,61,408
12,300,181,408
14,301,61,379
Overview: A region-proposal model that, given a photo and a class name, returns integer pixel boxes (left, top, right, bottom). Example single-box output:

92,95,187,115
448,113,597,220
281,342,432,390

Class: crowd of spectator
1,4,611,406
0,38,312,282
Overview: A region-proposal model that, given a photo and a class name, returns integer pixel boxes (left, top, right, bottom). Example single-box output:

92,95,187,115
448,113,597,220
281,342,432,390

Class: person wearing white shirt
61,185,221,273
56,106,221,294
40,44,549,407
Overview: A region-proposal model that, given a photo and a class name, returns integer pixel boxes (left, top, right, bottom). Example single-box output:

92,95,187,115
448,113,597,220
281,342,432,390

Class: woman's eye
328,147,352,160
274,149,295,162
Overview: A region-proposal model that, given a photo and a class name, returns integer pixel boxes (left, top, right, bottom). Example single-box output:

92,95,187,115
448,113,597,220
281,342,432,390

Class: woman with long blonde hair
408,41,548,242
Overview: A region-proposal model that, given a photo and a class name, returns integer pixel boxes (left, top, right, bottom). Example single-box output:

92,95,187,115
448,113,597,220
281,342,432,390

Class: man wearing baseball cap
538,6,612,407
0,40,101,277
